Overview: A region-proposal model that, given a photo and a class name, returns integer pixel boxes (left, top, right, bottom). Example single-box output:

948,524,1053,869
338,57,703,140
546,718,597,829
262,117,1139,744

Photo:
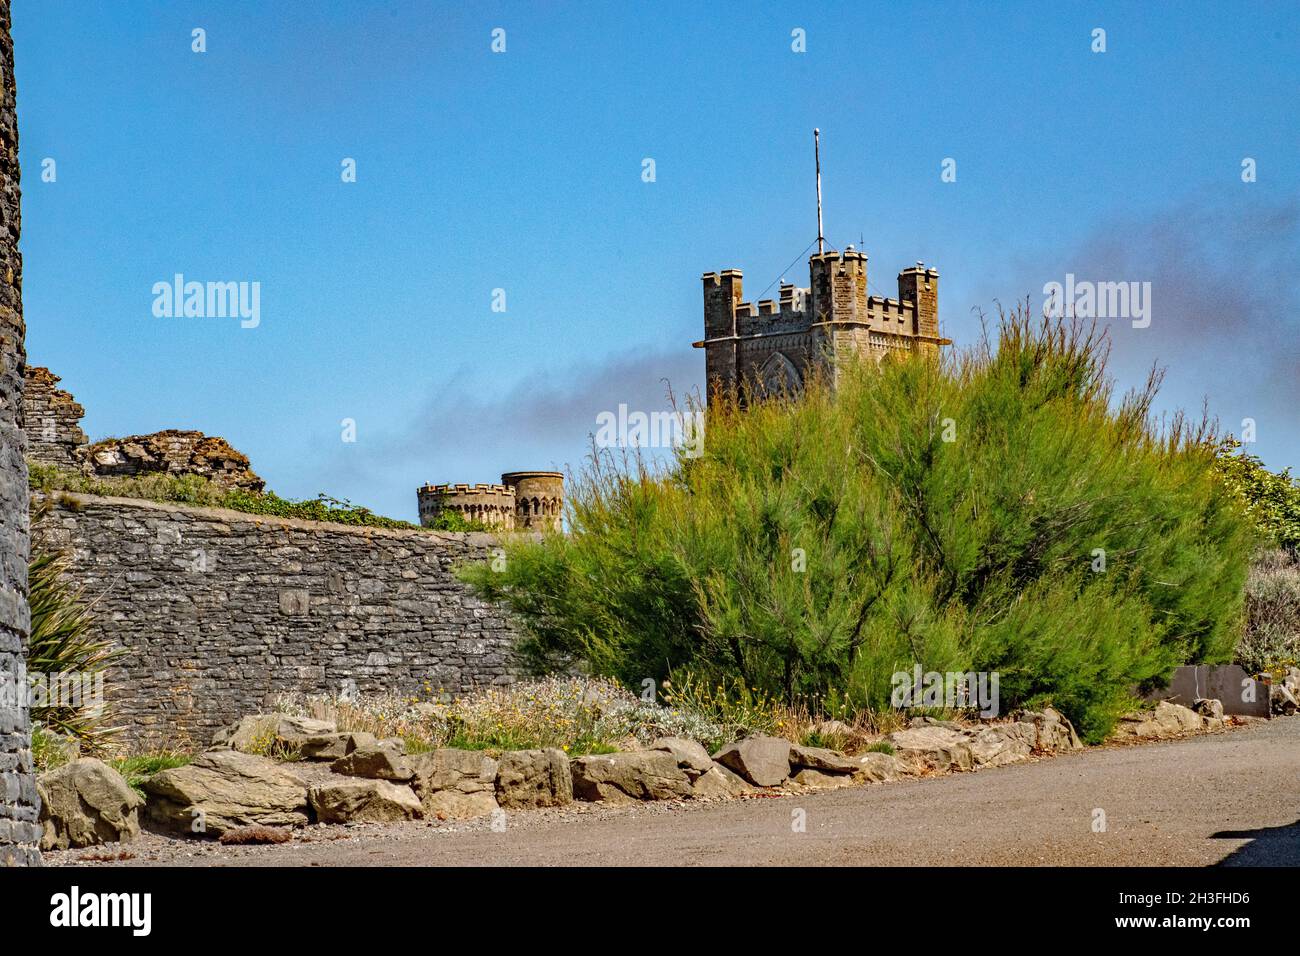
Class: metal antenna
814,128,824,254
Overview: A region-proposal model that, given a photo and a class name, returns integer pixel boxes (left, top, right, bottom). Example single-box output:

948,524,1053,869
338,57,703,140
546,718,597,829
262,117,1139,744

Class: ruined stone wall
0,0,40,866
39,493,522,750
22,366,86,467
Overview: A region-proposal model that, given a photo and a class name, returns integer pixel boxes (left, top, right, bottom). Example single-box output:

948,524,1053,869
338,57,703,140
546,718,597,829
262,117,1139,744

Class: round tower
500,471,564,531
417,482,516,530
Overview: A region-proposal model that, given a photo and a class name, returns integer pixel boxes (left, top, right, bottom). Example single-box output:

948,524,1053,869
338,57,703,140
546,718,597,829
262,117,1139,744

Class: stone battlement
418,471,564,532
696,245,949,403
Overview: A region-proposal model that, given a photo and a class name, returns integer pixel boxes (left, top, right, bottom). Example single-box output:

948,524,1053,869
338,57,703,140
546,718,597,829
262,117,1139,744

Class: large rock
1193,698,1224,720
1151,700,1203,734
407,749,499,819
1114,700,1211,739
571,751,693,803
331,743,413,782
37,758,144,851
712,736,791,787
964,723,1035,768
788,744,859,775
852,752,908,782
1272,683,1298,717
691,763,754,799
495,748,572,809
789,768,858,791
308,778,423,824
1013,707,1083,751
649,737,713,777
143,750,309,836
211,714,343,759
884,726,974,772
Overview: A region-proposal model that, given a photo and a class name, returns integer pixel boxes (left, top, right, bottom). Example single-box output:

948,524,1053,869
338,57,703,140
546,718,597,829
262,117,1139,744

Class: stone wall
22,366,86,467
0,0,40,866
38,493,522,750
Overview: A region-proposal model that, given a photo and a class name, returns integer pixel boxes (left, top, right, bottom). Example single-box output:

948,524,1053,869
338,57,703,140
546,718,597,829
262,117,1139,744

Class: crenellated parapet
695,244,950,405
418,472,565,531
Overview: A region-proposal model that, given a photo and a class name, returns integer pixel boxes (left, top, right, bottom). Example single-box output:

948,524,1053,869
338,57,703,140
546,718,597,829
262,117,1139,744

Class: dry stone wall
0,0,40,866
38,493,522,750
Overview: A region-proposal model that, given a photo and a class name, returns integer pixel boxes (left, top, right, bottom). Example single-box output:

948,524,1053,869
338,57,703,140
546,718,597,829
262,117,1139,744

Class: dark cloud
303,346,705,520
989,193,1300,472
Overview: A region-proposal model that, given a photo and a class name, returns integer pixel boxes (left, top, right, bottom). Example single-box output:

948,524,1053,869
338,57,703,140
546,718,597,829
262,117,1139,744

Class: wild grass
1237,548,1300,674
275,676,736,754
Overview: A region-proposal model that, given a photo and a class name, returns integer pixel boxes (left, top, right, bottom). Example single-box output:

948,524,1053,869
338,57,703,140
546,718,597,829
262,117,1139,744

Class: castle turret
809,247,868,326
700,269,743,396
418,483,516,530
501,471,564,532
898,262,940,349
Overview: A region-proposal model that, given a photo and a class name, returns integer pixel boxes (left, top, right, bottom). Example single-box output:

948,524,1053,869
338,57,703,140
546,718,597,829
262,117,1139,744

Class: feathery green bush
462,310,1253,742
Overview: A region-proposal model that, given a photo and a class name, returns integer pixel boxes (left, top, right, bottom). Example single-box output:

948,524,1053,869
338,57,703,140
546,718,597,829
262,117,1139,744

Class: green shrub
1213,439,1300,554
462,310,1253,742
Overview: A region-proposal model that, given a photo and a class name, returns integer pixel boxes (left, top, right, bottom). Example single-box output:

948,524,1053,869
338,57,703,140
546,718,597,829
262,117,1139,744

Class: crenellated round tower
417,482,516,530
501,471,564,531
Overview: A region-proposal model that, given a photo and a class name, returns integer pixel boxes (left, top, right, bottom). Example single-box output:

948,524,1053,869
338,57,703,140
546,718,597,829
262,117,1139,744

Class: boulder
211,714,340,758
308,778,423,824
143,750,309,836
852,752,908,782
964,723,1035,768
297,731,365,762
1284,666,1300,696
884,726,974,772
495,748,572,809
788,744,859,775
331,742,413,782
1013,707,1082,751
1193,698,1224,723
1272,683,1298,717
691,763,754,799
789,768,858,791
1154,700,1204,734
1114,701,1209,740
712,736,792,787
649,737,714,776
407,749,499,820
37,758,144,851
571,751,693,803
1112,714,1168,740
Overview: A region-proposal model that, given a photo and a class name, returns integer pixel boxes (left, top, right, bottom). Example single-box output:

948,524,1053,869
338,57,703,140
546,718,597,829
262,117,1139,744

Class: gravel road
48,717,1299,867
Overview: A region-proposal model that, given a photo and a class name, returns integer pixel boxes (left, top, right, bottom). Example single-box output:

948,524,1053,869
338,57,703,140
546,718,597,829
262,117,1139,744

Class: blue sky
15,1,1300,520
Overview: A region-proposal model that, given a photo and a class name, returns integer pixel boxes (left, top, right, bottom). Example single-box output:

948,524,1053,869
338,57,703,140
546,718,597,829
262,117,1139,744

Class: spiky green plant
26,499,125,754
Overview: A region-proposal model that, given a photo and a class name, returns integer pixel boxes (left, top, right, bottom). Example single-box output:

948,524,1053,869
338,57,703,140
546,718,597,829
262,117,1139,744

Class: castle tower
695,245,948,405
809,246,869,326
898,263,941,354
700,269,743,396
501,471,564,531
417,483,516,530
